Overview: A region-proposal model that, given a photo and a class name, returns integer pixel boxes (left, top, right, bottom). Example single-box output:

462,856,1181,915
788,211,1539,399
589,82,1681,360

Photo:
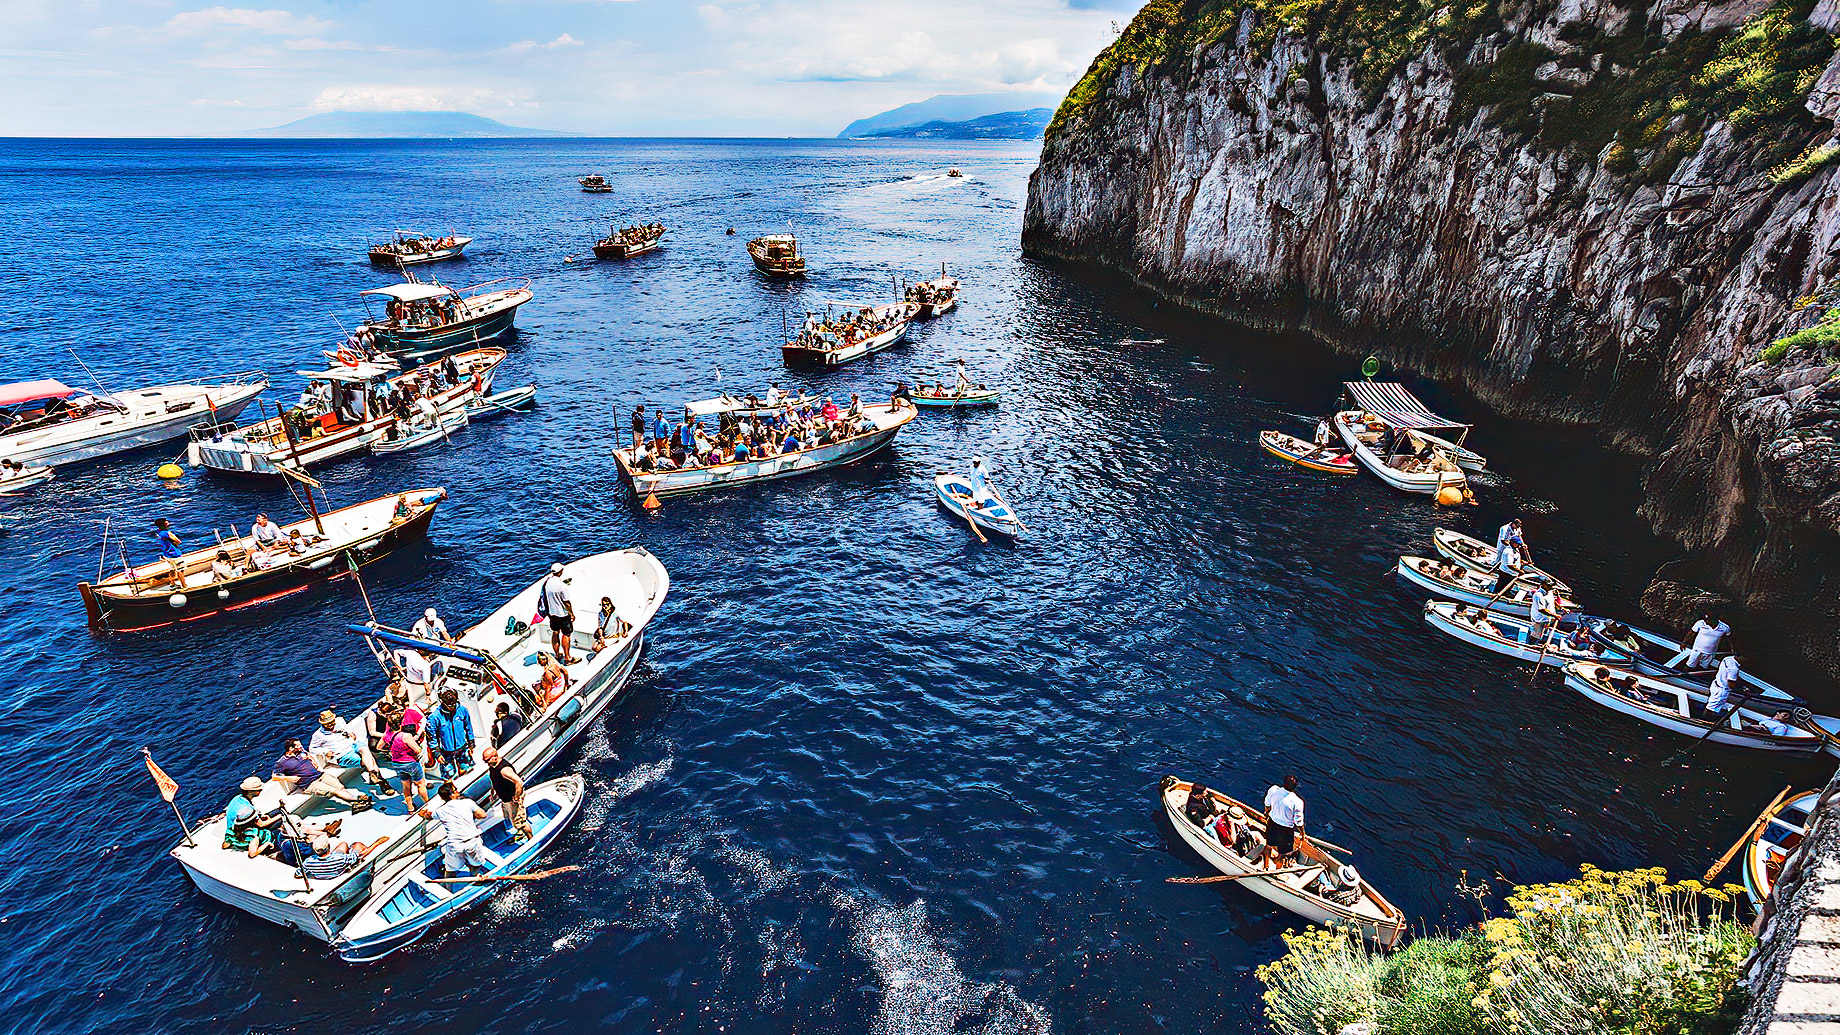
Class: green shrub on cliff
1765,307,1840,362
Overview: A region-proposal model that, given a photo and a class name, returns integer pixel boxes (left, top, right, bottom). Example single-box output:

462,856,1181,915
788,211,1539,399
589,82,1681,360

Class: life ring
337,348,360,367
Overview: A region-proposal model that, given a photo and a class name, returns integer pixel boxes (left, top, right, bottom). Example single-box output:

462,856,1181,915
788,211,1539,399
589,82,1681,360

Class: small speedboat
934,473,1022,538
1423,601,1628,667
1744,789,1821,908
579,174,613,193
0,463,54,495
1560,662,1824,754
1395,555,1576,615
465,385,537,421
1258,430,1356,475
333,775,587,962
1159,777,1405,948
946,168,963,178
1431,527,1570,594
372,410,467,455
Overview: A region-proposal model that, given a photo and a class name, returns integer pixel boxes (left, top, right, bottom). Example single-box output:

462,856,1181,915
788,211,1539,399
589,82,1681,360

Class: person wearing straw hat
223,777,285,858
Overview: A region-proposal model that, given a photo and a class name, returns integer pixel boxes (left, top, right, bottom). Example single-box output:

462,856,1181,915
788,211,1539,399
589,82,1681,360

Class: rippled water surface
0,138,1830,1034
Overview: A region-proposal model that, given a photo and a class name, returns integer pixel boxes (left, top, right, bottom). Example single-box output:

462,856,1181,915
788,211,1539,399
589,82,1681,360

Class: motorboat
189,349,502,477
168,548,671,942
615,403,918,499
780,303,919,368
593,223,665,259
748,234,806,278
1339,381,1487,472
354,277,532,364
80,488,446,633
0,373,265,469
904,266,960,318
368,231,471,267
579,174,613,193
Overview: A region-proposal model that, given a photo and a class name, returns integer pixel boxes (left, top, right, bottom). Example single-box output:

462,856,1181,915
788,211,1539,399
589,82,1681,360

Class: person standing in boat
1262,776,1305,869
538,562,578,664
630,404,647,456
1527,583,1561,645
1496,519,1527,564
418,782,491,878
1706,653,1747,716
1490,538,1524,593
1665,612,1730,671
1313,417,1333,447
481,747,533,844
967,457,997,509
411,607,451,643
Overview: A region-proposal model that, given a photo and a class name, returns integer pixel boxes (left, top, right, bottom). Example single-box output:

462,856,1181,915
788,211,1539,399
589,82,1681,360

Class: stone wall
1745,774,1840,1032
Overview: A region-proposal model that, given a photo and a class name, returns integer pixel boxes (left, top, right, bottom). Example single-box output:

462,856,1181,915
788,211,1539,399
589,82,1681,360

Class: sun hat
240,776,264,792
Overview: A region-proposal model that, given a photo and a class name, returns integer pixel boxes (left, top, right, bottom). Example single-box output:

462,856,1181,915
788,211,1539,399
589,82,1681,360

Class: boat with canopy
780,302,919,368
168,548,670,943
1339,381,1487,472
615,399,918,499
1333,410,1467,494
79,487,447,633
332,775,586,962
1560,662,1825,754
368,230,471,266
189,349,503,477
1159,777,1405,948
0,373,266,469
748,234,806,277
354,277,532,364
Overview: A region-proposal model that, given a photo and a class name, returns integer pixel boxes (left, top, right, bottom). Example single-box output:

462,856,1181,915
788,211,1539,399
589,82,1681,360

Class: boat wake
839,894,1052,1035
577,754,675,832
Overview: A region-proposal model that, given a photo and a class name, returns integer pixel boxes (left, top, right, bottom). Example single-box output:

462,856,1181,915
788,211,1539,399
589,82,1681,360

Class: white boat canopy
361,283,454,302
1343,382,1471,432
0,379,76,406
684,395,764,417
299,362,399,383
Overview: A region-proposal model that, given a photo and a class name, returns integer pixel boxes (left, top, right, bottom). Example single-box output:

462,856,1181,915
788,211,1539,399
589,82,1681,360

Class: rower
1313,417,1333,447
967,457,996,509
1527,584,1560,645
765,383,783,406
1666,612,1730,671
1496,518,1527,564
1262,776,1305,870
412,607,451,642
1490,538,1523,593
1707,653,1746,716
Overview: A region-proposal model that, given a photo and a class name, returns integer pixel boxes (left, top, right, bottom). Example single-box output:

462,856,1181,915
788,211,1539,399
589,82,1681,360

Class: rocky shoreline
1023,0,1840,673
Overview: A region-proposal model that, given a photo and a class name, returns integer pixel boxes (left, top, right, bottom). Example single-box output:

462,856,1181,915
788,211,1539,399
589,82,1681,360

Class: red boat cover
0,380,75,406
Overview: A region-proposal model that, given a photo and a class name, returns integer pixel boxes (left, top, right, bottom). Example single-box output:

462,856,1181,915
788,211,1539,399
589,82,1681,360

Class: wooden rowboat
464,385,536,421
1422,602,1627,668
372,411,467,455
1259,430,1356,475
1560,661,1824,754
1395,555,1577,615
910,387,999,409
1431,528,1570,594
934,473,1021,538
1744,789,1820,908
1159,777,1405,948
333,775,586,962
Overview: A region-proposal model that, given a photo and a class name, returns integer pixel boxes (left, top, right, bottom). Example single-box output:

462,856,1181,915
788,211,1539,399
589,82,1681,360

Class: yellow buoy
1436,485,1464,506
157,463,184,480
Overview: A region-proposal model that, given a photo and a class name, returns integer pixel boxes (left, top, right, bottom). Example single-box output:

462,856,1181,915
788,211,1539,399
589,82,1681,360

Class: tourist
411,607,450,642
650,409,669,453
594,595,629,647
301,835,385,881
151,517,182,567
381,716,431,809
1666,613,1730,671
1212,803,1244,848
223,777,284,858
251,513,284,552
630,403,647,455
210,549,239,582
271,738,375,809
538,562,578,663
418,782,490,877
1314,417,1333,446
309,708,386,789
481,747,533,843
535,650,571,706
394,646,434,701
286,529,309,555
425,689,476,780
1262,775,1305,869
1707,653,1746,715
492,701,525,748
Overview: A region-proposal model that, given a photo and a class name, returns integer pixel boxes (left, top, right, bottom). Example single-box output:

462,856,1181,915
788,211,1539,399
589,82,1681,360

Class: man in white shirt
1262,775,1306,869
1707,654,1745,715
765,383,783,406
308,708,388,790
418,782,490,876
250,513,285,554
1666,614,1730,671
1495,519,1526,562
394,647,434,702
1527,585,1559,644
539,562,578,663
412,607,451,642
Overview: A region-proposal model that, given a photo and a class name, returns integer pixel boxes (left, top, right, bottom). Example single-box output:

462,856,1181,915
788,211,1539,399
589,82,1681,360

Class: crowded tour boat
353,277,532,364
904,266,960,318
592,222,665,259
779,302,919,368
0,373,266,469
1334,410,1467,495
615,390,919,498
168,548,671,945
747,233,806,278
80,488,447,633
368,231,471,267
188,348,503,477
1338,381,1487,472
579,174,613,193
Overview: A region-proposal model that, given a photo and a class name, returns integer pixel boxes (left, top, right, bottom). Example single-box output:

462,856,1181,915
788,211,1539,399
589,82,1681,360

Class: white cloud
506,33,584,54
309,85,533,112
165,7,335,36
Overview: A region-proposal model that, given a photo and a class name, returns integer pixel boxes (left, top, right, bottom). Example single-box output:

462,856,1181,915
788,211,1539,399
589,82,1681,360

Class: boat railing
456,277,532,299
187,419,244,444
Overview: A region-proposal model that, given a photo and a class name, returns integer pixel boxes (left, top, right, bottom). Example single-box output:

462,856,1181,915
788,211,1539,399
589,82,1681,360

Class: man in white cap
967,457,996,508
411,607,451,643
538,562,578,663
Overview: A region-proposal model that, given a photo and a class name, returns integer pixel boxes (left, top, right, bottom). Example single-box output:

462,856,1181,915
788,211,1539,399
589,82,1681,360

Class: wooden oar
1167,865,1317,885
1528,625,1558,684
1704,784,1794,883
428,864,581,885
961,495,988,543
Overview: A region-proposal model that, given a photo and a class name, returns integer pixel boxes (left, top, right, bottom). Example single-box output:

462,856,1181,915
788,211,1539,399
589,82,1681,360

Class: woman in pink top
381,713,430,809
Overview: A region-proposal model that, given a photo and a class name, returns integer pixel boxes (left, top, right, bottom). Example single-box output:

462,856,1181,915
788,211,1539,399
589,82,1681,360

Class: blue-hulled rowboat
935,473,1021,538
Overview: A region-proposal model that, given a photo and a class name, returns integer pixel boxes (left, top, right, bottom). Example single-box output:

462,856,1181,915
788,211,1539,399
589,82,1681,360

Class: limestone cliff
1025,0,1840,668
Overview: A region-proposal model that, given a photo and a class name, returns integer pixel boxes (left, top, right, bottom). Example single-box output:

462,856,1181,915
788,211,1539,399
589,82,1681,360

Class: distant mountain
860,109,1055,140
837,93,1061,139
246,111,577,139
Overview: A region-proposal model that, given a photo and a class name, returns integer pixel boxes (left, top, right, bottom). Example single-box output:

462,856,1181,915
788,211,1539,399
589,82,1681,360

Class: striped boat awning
1343,382,1470,431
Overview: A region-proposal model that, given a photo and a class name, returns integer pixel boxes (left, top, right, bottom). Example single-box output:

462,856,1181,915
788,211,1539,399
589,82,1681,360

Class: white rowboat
371,411,468,455
934,474,1021,538
1395,556,1576,616
1430,528,1570,594
1560,661,1824,754
0,464,54,495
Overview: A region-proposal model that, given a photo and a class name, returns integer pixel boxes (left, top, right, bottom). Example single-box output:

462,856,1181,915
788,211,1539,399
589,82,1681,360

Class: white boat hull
618,404,917,498
0,380,265,468
1422,603,1615,667
934,474,1020,537
1333,412,1465,494
1395,556,1571,616
1561,662,1823,754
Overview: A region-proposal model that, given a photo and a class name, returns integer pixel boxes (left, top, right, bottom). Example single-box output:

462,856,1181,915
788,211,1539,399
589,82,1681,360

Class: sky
0,0,1140,137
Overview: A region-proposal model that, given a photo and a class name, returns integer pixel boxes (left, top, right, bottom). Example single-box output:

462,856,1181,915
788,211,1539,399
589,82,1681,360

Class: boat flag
143,746,177,802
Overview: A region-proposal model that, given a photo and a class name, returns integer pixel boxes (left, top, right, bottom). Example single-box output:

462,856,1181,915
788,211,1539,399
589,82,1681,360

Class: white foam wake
843,896,1051,1035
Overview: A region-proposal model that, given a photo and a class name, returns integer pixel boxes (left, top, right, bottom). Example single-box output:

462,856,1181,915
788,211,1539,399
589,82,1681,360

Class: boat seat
1285,865,1325,890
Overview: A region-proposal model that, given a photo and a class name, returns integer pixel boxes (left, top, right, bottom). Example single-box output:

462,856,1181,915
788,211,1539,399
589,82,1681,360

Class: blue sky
1,0,1139,136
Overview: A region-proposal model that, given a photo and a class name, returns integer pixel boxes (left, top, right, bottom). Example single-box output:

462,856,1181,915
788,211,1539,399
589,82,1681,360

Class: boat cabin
359,283,465,332
0,378,122,434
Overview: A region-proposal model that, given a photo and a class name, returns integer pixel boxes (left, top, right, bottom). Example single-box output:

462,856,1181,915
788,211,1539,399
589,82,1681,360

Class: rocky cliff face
1026,0,1840,669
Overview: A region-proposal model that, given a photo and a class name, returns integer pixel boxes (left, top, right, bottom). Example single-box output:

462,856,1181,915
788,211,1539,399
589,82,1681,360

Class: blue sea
0,138,1824,1034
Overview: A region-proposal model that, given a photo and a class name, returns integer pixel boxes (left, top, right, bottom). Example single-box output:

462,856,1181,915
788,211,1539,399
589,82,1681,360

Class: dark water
0,138,1829,1035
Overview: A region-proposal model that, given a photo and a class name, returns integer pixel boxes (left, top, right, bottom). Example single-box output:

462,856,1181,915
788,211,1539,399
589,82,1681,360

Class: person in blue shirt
781,430,801,453
151,518,182,560
650,412,669,452
733,439,751,462
424,689,476,779
223,776,284,858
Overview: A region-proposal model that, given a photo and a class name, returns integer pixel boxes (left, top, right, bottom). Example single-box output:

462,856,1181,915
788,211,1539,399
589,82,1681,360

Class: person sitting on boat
1262,775,1305,869
1754,710,1799,737
250,513,285,554
1315,864,1364,906
392,494,413,524
1211,804,1246,851
223,777,286,858
209,549,240,582
781,429,802,454
310,708,387,789
1563,626,1597,656
418,782,491,878
272,738,377,810
300,834,386,881
820,398,840,422
766,383,784,407
534,651,570,707
1707,654,1746,715
1182,783,1220,826
1665,613,1730,671
593,595,630,649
